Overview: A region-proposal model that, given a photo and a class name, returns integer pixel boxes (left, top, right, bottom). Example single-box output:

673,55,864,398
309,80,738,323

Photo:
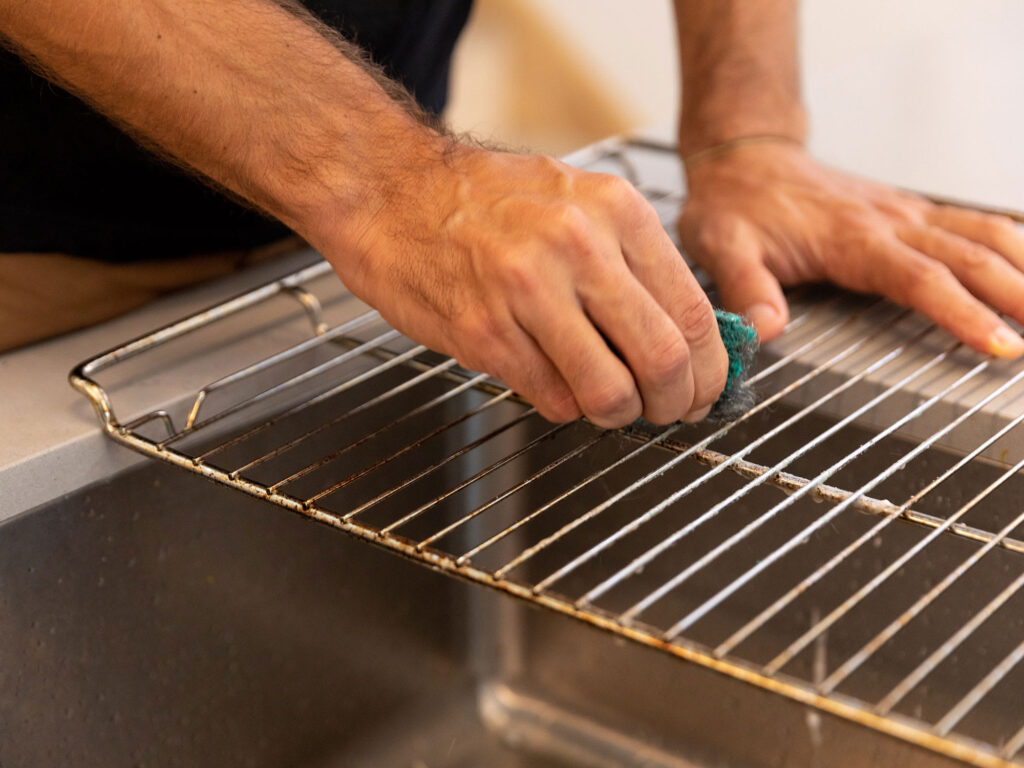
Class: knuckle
643,331,691,387
959,243,995,271
690,216,742,268
694,224,723,255
454,311,501,359
877,192,927,225
541,390,582,423
915,260,954,287
551,203,593,251
592,172,635,200
583,376,640,426
891,197,929,224
677,296,718,340
536,153,570,177
906,261,954,302
497,253,542,296
595,173,650,217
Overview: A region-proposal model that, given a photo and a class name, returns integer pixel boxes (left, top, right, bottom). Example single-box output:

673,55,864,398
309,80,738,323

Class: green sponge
710,310,759,420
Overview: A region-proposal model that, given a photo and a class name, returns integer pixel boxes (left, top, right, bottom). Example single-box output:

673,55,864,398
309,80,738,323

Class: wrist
294,119,457,262
303,123,472,301
678,105,808,159
682,133,805,173
678,61,808,156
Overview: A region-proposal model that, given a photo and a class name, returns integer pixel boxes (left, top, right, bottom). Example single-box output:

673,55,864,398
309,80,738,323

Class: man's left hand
678,142,1024,358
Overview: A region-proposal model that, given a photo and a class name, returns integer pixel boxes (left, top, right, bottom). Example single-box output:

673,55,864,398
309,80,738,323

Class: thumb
682,214,789,340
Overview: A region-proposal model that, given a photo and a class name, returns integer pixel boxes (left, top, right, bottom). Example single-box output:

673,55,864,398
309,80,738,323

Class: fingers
451,309,582,424
838,234,1024,358
678,212,789,340
614,217,729,421
926,206,1024,271
495,331,583,424
897,225,1024,329
511,283,644,429
528,176,730,426
455,170,734,428
578,262,699,424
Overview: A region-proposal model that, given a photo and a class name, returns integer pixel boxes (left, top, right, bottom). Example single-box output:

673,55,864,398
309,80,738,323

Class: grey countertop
0,248,326,519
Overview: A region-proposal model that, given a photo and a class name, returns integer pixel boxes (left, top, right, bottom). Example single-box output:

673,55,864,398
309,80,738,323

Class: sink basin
1,441,970,768
2,456,561,768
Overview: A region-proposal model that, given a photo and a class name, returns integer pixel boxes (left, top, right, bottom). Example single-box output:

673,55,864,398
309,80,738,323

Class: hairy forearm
0,0,446,251
673,0,807,155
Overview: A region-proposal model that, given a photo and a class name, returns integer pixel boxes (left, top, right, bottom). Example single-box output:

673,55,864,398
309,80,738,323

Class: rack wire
72,138,1024,767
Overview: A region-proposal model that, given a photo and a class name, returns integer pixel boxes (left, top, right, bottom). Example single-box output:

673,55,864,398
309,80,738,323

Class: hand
678,142,1024,357
324,145,729,427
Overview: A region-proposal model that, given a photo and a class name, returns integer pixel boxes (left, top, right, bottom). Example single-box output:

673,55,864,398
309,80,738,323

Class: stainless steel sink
1,457,557,768
0,422,974,768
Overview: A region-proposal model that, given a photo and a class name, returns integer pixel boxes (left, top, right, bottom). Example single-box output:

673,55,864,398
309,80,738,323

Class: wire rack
71,139,1024,768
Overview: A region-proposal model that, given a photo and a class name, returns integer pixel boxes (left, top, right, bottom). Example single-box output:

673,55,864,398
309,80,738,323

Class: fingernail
745,303,779,337
989,326,1024,358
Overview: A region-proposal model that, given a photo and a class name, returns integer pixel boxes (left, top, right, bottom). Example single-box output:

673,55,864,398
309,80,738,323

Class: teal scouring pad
710,310,759,421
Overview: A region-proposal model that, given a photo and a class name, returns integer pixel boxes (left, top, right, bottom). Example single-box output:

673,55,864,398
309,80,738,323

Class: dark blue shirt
0,1,472,261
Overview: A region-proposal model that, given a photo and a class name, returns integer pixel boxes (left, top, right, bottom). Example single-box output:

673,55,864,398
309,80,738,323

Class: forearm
673,0,807,155
0,0,446,253
1,0,735,428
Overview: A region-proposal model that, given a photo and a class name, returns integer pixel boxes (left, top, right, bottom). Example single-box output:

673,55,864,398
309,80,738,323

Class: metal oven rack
71,139,1024,767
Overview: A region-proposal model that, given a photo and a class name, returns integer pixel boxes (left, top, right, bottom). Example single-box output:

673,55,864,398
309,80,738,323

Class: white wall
448,0,1024,209
509,0,679,129
803,0,1024,208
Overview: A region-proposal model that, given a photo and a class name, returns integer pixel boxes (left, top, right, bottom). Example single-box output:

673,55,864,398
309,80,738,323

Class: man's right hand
1,0,727,427
317,145,729,428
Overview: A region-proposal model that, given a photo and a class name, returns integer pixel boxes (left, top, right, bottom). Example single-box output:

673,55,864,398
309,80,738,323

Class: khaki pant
0,238,302,353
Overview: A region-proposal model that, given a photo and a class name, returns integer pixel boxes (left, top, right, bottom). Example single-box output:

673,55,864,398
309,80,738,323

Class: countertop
0,248,326,519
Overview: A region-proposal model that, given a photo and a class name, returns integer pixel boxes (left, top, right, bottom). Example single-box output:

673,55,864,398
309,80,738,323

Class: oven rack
71,139,1024,767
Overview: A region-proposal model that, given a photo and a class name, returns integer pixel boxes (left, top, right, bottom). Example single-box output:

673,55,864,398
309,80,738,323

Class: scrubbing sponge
709,310,759,421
